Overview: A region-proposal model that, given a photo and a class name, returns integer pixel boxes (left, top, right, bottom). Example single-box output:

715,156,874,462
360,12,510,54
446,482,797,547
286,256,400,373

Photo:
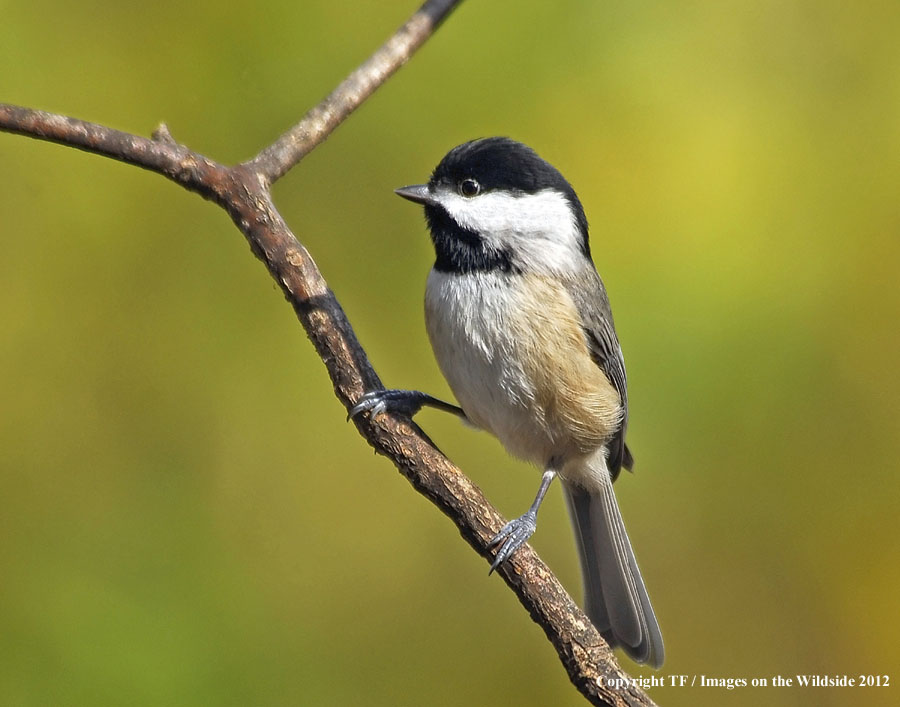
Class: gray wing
563,267,633,480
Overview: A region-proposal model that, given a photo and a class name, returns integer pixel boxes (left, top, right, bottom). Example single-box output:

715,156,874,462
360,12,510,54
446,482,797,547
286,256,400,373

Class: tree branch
0,105,221,191
249,0,462,184
0,3,657,705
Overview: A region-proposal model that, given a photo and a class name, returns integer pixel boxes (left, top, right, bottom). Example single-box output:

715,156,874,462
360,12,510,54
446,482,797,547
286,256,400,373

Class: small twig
0,2,658,705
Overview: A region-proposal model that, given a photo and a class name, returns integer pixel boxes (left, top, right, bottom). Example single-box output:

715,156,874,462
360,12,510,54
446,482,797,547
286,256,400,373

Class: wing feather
562,268,633,479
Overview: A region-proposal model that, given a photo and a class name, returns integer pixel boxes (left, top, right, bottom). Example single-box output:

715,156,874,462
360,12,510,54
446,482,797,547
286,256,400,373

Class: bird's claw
488,511,537,574
348,390,387,420
348,389,428,421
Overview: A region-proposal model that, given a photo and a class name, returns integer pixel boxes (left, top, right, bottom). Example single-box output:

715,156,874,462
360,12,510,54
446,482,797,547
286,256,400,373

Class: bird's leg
489,468,557,573
348,389,466,421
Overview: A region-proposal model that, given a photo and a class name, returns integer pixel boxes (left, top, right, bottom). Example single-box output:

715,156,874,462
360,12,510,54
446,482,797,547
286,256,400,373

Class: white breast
425,270,553,465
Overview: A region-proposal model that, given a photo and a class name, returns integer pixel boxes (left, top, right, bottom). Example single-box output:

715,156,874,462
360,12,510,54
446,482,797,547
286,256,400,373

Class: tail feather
562,459,664,668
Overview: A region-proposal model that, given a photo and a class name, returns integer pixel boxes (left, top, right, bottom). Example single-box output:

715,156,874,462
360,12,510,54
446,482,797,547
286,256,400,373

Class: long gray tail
563,465,664,668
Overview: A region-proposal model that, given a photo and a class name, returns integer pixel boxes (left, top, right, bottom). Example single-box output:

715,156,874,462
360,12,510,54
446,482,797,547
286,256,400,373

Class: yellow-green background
1,1,898,705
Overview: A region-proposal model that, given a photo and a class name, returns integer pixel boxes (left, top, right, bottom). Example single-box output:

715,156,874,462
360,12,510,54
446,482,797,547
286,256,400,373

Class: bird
350,137,664,667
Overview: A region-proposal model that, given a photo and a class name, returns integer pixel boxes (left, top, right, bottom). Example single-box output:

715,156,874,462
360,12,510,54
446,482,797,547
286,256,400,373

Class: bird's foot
488,510,537,574
348,389,431,421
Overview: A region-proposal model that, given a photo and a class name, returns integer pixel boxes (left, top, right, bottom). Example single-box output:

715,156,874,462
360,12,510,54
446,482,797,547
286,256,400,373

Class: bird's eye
458,178,481,197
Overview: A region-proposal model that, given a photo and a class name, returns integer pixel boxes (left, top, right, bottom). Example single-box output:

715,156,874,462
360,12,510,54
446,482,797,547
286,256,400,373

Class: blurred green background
2,1,898,705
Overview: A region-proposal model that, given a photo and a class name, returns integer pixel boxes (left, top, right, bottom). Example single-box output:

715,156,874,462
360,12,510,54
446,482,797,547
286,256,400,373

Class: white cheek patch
437,188,585,273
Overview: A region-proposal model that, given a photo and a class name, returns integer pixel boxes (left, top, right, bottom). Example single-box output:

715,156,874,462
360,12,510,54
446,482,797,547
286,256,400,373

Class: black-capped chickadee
351,137,664,667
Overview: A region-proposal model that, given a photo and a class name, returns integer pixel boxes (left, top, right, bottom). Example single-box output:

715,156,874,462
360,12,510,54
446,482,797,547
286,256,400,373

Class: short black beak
394,184,436,206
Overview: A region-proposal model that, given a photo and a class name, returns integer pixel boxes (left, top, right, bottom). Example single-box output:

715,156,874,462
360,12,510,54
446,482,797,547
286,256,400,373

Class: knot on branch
151,122,177,145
